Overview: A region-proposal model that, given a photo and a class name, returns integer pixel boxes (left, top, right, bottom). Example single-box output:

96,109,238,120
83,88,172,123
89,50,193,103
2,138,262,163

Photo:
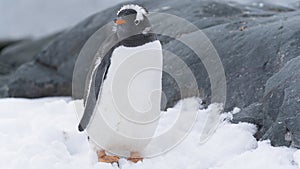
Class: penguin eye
134,20,140,25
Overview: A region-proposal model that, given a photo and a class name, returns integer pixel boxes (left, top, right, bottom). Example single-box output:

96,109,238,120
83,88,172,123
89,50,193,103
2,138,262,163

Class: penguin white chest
88,40,163,154
103,40,163,115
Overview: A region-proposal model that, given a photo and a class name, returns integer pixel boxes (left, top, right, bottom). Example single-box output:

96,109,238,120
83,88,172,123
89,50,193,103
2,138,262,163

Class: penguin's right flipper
78,48,114,132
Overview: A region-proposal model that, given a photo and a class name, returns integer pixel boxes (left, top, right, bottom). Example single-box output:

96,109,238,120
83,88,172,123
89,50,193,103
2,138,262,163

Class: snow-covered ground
0,0,126,39
0,97,299,169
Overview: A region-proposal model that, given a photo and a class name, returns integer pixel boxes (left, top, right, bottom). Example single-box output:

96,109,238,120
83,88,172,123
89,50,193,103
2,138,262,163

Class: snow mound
0,97,298,169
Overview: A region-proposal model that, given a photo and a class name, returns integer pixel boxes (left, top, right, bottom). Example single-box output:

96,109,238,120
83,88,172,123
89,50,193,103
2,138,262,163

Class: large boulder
233,55,300,148
0,0,299,147
261,56,300,148
0,39,22,52
0,33,60,97
0,34,59,75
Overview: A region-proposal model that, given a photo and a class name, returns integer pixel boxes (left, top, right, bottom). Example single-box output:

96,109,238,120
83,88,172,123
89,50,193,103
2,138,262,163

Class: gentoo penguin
78,4,163,163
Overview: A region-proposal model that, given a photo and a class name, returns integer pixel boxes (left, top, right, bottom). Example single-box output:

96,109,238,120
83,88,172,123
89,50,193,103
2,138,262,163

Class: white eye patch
135,11,144,21
142,27,152,34
117,4,148,22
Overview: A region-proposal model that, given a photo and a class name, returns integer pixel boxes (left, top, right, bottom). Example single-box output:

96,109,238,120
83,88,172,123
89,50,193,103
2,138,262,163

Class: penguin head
114,4,151,39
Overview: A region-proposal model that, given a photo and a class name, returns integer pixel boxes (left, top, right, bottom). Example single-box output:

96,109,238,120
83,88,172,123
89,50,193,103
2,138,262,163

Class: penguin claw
97,150,120,163
127,152,143,163
127,157,143,163
98,155,120,163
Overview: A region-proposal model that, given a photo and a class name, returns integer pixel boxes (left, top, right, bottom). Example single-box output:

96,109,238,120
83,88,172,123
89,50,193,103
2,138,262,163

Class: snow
294,150,300,168
0,97,298,169
232,107,241,114
0,0,126,39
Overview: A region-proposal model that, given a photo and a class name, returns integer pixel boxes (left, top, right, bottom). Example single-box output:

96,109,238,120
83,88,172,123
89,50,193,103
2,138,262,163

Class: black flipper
78,48,113,132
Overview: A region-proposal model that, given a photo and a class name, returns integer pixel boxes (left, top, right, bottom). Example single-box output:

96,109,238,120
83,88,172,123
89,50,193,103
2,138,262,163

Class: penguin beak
114,19,126,25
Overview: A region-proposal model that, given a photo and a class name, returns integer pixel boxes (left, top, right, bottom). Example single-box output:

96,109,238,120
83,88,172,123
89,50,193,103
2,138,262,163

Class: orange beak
115,19,126,25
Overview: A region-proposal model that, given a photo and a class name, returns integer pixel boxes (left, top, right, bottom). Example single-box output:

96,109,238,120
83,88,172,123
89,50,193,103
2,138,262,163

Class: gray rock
0,34,59,75
0,0,300,147
261,56,300,148
232,102,264,127
233,55,300,147
0,61,70,98
0,39,22,52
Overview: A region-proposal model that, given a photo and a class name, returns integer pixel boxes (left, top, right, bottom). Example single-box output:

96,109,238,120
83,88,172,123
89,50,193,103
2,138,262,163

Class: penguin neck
119,33,157,47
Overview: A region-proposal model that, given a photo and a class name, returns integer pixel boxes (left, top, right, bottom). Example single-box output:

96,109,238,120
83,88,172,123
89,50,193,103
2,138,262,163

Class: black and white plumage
78,4,163,157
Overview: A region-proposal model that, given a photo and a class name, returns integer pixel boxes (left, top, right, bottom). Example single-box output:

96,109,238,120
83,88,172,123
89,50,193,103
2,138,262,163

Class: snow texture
0,97,298,169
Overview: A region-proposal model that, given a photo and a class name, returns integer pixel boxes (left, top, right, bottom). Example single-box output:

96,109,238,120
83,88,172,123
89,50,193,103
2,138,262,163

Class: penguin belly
87,40,163,156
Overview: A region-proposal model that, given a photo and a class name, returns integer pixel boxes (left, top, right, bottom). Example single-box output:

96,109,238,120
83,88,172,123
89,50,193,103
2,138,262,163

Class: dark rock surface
233,55,300,148
260,56,300,148
0,39,22,52
0,0,299,147
0,34,59,75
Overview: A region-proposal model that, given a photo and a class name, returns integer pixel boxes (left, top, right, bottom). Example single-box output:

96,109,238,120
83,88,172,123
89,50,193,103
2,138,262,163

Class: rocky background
0,0,300,148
